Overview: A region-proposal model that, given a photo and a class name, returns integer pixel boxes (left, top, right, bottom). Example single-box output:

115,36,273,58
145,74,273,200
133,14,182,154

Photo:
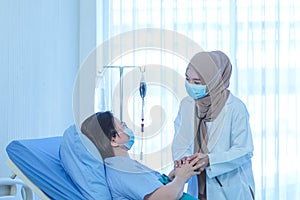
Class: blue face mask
185,80,207,99
123,128,135,150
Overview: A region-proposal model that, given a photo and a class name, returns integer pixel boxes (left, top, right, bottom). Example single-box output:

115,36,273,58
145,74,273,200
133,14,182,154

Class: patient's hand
168,169,175,181
186,153,209,172
174,156,202,182
169,156,189,180
174,156,188,169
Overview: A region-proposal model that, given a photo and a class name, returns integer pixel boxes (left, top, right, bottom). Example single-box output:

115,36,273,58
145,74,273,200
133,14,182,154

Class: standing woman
172,51,255,200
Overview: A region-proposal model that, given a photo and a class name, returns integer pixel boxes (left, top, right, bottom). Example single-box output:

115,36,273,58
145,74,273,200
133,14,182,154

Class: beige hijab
187,51,232,198
81,113,115,160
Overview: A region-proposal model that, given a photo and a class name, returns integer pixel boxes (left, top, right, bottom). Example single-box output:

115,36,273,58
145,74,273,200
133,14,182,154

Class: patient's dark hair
80,111,116,159
96,111,118,140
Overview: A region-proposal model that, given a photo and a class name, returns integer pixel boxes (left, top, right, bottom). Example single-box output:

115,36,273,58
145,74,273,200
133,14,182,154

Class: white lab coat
172,94,255,200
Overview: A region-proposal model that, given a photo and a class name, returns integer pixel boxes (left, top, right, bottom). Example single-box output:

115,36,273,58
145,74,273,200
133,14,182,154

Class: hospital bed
0,177,33,200
5,124,112,200
5,136,83,200
5,126,196,200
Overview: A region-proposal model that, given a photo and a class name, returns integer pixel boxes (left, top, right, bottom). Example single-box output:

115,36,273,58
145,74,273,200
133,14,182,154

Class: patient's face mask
114,119,135,150
123,128,135,150
185,80,207,99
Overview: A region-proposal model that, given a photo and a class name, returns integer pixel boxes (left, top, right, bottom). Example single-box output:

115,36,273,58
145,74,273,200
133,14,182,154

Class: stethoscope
196,108,223,187
195,107,206,154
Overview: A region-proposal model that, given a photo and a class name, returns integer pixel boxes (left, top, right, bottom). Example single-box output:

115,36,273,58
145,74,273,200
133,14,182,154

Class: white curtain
97,0,300,199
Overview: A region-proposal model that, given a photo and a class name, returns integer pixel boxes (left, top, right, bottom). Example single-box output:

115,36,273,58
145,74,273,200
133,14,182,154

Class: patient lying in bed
80,111,201,200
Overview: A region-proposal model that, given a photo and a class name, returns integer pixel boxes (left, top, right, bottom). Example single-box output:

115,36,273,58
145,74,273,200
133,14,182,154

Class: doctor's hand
186,153,210,172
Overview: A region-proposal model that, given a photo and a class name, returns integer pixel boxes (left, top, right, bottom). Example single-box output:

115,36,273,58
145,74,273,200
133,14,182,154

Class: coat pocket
221,184,253,200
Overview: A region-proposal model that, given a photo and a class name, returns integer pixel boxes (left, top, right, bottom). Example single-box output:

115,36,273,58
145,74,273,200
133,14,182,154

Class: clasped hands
175,153,209,172
168,153,210,181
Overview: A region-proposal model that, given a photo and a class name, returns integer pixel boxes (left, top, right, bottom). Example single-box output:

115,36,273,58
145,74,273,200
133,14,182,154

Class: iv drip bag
139,74,147,98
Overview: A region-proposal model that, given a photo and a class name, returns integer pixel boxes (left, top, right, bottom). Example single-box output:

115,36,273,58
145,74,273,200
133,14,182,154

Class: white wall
0,0,86,178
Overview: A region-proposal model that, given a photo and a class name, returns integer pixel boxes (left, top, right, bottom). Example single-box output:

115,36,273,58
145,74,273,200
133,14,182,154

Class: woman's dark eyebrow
185,73,202,81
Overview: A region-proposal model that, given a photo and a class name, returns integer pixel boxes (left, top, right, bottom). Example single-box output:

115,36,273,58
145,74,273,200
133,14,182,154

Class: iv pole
100,66,147,160
101,65,147,160
139,66,146,160
103,66,139,121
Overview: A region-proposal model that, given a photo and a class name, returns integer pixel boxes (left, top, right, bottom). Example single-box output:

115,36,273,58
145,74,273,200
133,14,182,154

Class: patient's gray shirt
105,156,163,200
